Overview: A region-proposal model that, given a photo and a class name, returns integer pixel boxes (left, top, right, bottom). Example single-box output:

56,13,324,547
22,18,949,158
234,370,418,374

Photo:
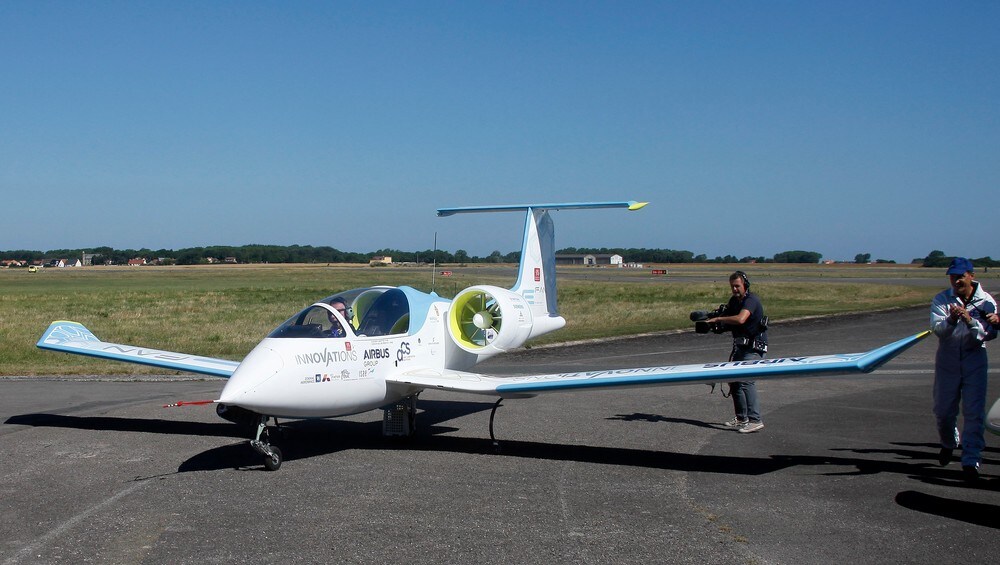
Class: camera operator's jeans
729,349,762,423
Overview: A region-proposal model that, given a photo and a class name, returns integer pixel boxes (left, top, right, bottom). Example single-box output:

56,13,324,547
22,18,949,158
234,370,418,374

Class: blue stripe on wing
37,321,239,378
494,331,930,395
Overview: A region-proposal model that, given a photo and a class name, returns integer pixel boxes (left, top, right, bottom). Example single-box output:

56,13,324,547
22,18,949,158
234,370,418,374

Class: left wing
387,331,930,398
37,321,240,378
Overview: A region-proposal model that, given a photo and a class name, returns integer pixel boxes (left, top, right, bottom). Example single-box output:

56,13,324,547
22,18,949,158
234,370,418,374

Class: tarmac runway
2,306,998,564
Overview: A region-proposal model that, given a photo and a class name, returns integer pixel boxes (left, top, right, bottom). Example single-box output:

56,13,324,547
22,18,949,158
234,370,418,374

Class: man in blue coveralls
930,257,997,480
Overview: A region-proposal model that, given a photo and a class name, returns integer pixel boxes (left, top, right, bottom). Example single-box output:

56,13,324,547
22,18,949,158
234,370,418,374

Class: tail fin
438,201,647,338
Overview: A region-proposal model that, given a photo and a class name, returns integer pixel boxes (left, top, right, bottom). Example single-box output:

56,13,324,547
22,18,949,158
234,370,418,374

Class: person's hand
948,304,967,323
987,312,1000,327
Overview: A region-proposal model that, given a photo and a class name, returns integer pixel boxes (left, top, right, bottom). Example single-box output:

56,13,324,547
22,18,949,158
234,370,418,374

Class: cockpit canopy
267,286,414,339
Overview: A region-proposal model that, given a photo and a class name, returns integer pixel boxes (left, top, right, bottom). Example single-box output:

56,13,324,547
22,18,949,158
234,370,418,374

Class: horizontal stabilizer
437,201,647,216
387,331,930,398
37,321,239,378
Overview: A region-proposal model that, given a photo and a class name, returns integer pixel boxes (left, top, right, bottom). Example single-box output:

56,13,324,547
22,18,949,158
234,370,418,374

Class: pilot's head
329,298,349,317
328,298,350,328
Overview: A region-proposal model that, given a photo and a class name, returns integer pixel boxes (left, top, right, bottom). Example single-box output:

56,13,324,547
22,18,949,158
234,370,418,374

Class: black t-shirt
725,292,767,344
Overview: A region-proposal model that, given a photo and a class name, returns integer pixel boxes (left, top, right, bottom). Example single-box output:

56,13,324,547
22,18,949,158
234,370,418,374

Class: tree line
920,250,999,269
1,245,995,267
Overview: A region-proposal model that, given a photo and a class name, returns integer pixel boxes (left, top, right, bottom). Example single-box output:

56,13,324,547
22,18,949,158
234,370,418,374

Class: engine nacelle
448,285,534,355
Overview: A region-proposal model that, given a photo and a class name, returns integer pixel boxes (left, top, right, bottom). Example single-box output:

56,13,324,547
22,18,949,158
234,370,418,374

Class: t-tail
438,201,647,356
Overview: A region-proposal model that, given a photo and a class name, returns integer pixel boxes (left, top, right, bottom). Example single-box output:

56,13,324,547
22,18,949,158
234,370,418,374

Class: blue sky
2,1,997,263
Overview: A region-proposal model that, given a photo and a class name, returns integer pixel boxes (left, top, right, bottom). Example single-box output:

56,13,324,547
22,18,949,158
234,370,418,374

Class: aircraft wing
36,321,240,378
387,331,930,398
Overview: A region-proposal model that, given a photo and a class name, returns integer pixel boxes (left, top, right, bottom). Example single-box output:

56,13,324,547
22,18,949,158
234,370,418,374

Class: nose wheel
250,416,283,471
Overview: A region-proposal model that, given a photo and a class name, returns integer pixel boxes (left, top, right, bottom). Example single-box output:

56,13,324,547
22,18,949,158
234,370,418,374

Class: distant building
555,253,623,266
127,258,147,266
49,258,83,268
370,255,393,266
224,257,238,264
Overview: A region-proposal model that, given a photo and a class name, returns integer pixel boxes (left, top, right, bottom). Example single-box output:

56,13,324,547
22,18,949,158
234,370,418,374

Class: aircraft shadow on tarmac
8,402,1000,518
5,413,245,439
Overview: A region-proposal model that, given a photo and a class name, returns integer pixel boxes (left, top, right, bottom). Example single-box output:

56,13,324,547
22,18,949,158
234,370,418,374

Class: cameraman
710,271,768,434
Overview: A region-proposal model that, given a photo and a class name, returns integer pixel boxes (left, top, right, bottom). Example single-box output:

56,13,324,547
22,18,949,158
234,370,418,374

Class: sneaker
962,464,980,481
937,448,953,467
738,421,764,434
723,417,749,428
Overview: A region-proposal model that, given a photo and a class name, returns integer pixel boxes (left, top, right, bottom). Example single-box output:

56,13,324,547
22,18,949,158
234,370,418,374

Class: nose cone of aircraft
218,345,284,408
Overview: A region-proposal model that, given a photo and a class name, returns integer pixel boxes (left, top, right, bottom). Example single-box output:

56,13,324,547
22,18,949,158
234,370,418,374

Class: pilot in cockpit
326,298,355,337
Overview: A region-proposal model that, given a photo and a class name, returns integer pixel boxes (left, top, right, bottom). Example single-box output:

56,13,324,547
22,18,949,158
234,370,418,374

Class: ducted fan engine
448,285,533,355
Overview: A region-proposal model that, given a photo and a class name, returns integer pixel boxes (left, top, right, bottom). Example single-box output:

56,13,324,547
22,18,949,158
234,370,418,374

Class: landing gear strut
489,398,503,453
250,415,283,471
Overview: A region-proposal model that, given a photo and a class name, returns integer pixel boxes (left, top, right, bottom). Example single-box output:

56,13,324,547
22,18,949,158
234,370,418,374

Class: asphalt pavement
2,306,998,564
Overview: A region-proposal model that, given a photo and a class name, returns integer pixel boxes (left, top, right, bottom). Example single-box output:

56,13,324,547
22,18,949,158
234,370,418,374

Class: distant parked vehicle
27,265,38,273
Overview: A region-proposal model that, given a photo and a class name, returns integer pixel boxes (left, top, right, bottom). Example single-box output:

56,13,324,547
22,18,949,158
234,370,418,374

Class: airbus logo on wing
703,357,806,368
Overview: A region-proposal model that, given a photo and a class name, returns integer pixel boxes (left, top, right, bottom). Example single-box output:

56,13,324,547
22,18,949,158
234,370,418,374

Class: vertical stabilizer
511,208,563,337
438,200,647,341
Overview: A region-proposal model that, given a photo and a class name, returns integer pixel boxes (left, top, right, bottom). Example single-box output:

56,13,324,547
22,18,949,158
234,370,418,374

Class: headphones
732,271,751,292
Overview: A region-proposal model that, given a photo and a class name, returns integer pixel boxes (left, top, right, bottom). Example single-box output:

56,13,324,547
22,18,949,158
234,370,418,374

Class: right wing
387,331,930,398
37,321,240,378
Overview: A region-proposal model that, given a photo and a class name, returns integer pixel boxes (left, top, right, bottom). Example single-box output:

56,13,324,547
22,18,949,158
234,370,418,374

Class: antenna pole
431,232,437,293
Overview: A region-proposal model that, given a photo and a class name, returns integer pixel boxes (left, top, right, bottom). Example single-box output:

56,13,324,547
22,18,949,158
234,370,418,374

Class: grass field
0,263,954,376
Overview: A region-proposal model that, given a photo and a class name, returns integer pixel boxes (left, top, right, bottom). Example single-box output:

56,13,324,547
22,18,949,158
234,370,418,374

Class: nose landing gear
250,416,283,471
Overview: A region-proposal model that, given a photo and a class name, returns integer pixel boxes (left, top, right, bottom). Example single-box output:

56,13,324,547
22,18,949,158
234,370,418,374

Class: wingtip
37,320,98,349
627,201,649,211
857,330,931,373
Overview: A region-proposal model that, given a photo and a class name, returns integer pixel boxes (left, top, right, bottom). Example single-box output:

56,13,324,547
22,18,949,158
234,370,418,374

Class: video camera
690,304,728,334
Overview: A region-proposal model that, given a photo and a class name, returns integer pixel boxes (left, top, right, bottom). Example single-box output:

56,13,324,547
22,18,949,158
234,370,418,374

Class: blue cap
946,257,974,275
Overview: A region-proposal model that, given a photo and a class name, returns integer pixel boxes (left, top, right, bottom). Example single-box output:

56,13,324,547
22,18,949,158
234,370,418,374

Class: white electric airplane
38,201,934,470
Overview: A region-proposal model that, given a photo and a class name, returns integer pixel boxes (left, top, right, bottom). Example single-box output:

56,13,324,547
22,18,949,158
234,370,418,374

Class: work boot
962,464,980,482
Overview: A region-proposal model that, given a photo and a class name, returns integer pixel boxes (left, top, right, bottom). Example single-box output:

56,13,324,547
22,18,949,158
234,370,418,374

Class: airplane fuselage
217,292,463,418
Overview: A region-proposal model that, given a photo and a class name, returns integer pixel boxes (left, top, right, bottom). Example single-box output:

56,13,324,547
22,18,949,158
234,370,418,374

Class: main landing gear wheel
250,416,283,471
263,445,283,471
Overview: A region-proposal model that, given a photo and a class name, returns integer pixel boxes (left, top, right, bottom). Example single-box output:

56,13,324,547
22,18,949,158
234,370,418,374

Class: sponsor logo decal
395,342,412,366
301,369,372,384
294,347,358,366
703,358,805,368
364,348,391,360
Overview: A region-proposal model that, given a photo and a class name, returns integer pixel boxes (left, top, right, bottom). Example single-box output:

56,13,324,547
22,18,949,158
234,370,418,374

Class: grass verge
1,264,939,375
